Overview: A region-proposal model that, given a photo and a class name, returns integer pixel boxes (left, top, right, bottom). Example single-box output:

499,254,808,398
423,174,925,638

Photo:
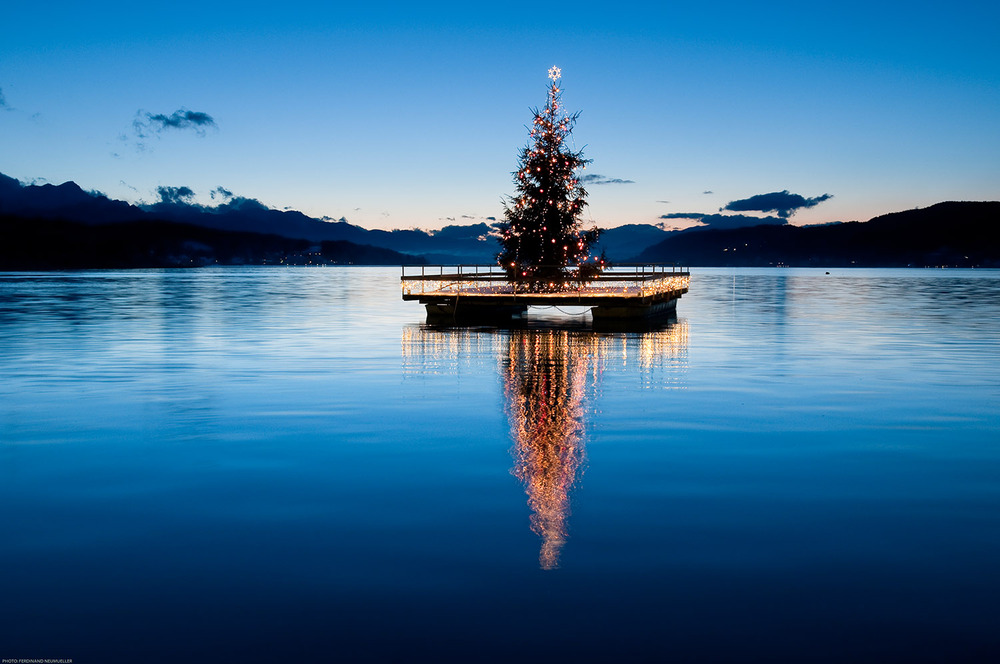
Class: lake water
1,267,998,663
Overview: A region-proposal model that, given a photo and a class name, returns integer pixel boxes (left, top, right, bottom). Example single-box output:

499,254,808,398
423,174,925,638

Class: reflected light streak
504,330,588,569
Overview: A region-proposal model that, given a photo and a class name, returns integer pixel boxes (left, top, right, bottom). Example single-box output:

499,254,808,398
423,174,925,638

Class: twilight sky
2,1,998,231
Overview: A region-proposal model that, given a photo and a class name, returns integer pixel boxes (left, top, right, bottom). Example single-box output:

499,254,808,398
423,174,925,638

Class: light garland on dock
401,270,690,298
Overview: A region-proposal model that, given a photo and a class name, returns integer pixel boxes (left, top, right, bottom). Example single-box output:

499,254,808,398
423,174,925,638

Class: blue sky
2,1,998,230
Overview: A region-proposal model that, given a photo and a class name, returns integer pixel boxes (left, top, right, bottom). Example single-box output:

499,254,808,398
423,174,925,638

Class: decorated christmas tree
496,67,602,290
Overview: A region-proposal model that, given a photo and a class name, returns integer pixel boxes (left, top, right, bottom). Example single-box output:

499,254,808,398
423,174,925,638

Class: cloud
136,109,216,136
132,108,217,144
210,186,233,201
579,173,635,185
722,190,832,218
0,87,9,110
703,190,713,195
222,196,267,211
156,185,196,205
659,212,707,220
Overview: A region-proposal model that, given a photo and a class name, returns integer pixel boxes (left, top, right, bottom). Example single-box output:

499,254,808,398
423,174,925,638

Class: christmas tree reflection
504,329,590,570
401,319,688,569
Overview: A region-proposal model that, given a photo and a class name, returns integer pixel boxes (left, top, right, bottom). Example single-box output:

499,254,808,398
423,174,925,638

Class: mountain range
1,172,997,268
637,201,1000,268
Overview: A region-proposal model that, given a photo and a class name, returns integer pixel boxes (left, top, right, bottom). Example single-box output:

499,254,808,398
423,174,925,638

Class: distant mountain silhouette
592,224,670,261
636,201,999,267
2,172,998,268
0,216,421,269
0,173,145,224
0,172,497,264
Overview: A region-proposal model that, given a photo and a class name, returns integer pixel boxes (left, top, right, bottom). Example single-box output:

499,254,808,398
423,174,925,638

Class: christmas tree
497,67,602,290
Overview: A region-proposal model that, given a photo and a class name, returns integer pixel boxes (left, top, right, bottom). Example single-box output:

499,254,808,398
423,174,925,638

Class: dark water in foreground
1,267,998,663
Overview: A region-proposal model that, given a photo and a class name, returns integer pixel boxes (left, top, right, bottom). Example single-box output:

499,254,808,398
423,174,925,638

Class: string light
401,266,690,299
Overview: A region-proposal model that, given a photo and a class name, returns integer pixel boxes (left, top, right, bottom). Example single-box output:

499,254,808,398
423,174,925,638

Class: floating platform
401,264,689,322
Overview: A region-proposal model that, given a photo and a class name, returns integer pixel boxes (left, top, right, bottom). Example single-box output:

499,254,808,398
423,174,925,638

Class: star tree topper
548,65,562,81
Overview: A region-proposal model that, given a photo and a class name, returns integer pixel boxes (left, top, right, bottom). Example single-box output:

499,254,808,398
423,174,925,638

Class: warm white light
548,66,562,80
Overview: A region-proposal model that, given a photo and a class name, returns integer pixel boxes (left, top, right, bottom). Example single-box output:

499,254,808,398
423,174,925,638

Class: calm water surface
1,267,998,662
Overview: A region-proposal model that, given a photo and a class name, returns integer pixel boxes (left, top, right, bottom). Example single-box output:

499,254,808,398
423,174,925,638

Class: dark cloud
0,87,9,109
656,200,671,204
210,186,233,201
703,190,713,195
156,185,196,205
579,173,635,185
659,212,707,220
722,190,832,218
224,196,267,211
133,108,217,140
485,216,497,222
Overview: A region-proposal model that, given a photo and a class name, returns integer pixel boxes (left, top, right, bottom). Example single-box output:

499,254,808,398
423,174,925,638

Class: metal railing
401,264,690,298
